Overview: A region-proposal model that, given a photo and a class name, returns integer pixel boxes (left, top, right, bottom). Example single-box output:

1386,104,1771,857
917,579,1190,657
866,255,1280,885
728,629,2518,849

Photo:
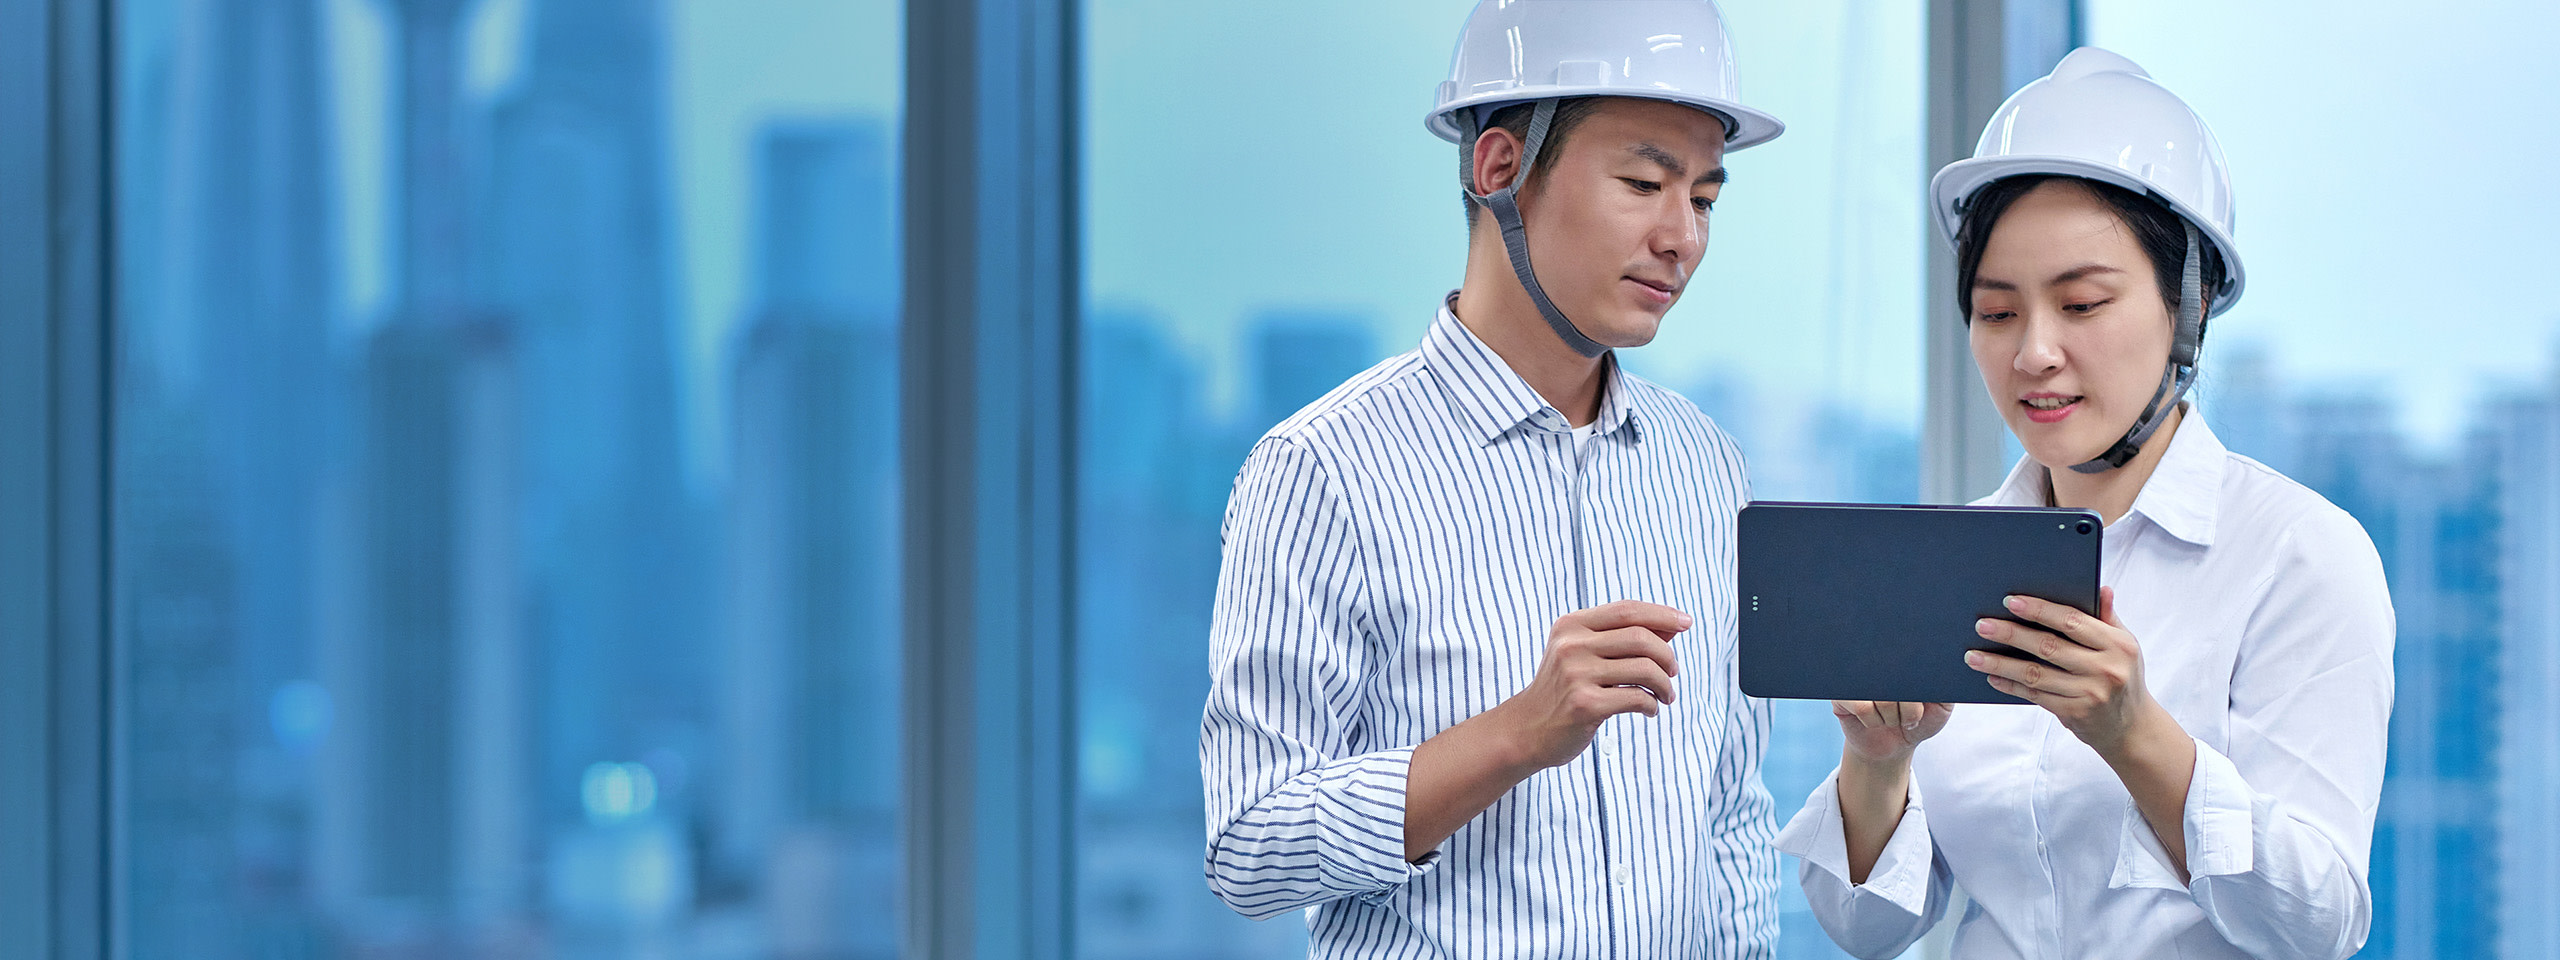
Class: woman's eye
2064,299,2114,315
1976,310,2015,324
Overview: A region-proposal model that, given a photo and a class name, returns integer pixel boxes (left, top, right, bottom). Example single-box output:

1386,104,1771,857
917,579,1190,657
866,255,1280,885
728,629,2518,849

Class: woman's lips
2021,396,2081,424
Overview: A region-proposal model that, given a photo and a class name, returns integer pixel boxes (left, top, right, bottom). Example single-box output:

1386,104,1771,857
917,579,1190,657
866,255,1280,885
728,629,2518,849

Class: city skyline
105,1,2558,958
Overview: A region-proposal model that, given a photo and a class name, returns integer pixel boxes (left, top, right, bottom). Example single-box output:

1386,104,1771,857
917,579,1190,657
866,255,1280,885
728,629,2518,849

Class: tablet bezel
1737,500,2103,705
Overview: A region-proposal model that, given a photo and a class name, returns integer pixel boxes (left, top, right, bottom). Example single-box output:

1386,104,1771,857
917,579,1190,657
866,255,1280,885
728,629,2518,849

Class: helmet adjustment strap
1463,100,1610,359
2071,220,2205,474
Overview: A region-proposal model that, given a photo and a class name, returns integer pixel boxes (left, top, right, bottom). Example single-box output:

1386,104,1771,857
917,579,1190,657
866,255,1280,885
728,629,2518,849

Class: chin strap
1461,101,1610,359
2071,220,2206,473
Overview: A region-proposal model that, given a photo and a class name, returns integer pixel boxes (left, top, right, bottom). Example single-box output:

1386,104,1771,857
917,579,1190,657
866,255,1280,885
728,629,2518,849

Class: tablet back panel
1738,501,2101,705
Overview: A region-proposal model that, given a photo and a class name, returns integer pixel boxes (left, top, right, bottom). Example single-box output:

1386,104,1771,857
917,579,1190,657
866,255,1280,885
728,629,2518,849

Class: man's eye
1622,178,1661,193
1693,196,1715,213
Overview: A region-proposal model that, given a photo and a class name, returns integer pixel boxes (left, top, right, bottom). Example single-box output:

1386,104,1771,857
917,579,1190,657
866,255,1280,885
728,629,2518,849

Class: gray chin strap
1462,101,1610,359
2071,220,2207,474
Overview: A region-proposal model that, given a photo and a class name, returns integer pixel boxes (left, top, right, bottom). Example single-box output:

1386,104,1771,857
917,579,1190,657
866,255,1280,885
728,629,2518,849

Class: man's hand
1492,600,1691,770
1403,600,1692,861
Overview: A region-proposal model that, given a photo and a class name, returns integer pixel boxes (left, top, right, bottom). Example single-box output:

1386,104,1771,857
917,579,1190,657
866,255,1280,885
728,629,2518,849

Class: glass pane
112,1,902,956
1077,2,1919,957
2078,4,2559,957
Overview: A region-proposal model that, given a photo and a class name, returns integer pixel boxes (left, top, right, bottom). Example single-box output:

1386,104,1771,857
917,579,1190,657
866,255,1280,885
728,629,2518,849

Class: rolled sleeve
2175,510,2395,960
1205,747,1440,918
1202,438,1435,919
1775,768,1948,959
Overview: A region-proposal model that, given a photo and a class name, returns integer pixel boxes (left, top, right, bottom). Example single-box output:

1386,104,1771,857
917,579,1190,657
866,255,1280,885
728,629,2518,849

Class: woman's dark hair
1952,175,2227,327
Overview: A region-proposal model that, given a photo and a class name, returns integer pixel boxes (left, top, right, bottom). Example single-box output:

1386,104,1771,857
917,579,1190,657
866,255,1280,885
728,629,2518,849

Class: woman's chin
2015,428,2116,473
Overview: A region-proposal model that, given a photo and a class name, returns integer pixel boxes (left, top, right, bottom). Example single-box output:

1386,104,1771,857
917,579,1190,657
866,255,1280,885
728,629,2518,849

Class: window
111,1,902,955
1077,2,1921,956
2079,3,2560,956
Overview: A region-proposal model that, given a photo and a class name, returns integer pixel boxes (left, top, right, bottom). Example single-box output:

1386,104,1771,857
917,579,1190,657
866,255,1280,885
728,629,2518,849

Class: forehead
1570,97,1729,165
1981,181,2145,272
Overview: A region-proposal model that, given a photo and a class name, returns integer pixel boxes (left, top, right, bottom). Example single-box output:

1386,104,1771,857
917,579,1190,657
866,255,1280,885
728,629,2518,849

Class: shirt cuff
1325,748,1441,896
1774,766,1936,917
2109,737,2254,891
2181,739,2257,880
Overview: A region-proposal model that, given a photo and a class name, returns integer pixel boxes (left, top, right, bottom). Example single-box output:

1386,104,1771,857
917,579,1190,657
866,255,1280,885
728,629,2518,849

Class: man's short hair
1458,97,1608,228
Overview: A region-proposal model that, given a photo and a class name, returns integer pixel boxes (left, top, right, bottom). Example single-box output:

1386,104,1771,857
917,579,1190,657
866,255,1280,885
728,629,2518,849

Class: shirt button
1612,863,1632,887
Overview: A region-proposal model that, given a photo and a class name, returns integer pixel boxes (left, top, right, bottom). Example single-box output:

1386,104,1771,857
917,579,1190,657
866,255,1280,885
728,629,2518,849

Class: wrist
1469,699,1554,779
1838,746,1912,801
2099,700,2189,770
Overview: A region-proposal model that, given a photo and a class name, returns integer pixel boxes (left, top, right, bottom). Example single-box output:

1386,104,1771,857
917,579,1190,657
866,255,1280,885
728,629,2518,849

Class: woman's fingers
2002,594,2108,649
1965,647,2084,700
1976,618,2099,674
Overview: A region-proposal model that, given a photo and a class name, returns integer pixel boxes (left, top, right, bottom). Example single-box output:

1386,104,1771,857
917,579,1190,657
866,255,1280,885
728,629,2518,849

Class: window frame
0,0,2064,955
0,1,113,959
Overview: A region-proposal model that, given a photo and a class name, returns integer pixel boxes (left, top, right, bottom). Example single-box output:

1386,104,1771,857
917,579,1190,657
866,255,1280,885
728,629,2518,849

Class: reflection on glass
114,1,900,956
1078,2,1918,957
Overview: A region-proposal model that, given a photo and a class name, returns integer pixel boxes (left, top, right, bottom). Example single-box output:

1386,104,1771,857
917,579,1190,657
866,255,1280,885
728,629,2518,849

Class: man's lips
1625,276,1679,305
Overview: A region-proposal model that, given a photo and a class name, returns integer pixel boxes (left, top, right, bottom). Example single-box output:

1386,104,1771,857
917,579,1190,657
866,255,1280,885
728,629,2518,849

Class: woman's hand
1965,586,2199,879
1831,699,1952,884
1964,587,2171,758
1832,699,1954,766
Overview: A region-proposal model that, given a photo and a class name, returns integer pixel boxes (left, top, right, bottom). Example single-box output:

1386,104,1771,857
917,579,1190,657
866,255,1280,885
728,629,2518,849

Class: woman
1772,48,2394,959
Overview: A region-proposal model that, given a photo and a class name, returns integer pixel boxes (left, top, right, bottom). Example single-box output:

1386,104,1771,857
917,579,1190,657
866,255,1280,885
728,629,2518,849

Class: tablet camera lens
2075,519,2094,535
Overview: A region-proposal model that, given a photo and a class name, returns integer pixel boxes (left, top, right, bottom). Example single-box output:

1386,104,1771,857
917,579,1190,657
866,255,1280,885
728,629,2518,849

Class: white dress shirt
1202,302,1778,959
1774,413,2396,959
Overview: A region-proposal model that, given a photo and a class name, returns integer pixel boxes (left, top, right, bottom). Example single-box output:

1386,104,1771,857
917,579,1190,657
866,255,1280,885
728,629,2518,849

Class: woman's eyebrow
1972,263,2126,290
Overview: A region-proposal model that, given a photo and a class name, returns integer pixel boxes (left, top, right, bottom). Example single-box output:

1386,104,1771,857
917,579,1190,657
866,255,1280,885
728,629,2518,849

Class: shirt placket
1556,423,1631,958
2033,717,2064,955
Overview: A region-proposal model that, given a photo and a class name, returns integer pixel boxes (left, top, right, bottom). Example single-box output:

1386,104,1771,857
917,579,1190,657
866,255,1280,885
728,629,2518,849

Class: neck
1451,235,1609,427
2044,403,2185,526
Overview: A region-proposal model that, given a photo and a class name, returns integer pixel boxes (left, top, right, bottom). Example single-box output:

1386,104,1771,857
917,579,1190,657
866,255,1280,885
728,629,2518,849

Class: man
1201,1,1786,956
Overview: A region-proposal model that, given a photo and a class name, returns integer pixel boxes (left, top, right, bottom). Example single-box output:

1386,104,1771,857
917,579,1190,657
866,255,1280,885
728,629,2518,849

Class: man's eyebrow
1628,142,1727,186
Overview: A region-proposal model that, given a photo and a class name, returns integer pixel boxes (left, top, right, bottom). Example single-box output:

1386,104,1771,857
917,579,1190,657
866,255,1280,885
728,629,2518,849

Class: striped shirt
1201,301,1778,958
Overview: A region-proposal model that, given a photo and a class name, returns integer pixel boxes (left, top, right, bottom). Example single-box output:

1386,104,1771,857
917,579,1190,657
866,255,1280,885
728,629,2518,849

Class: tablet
1737,501,2102,705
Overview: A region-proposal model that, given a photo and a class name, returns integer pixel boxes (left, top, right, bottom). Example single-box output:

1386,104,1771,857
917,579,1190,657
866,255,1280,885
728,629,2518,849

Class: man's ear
1471,127,1525,196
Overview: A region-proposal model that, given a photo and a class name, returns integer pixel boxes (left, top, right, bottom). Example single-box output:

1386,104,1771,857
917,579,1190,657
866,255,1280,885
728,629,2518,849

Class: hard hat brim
1426,90,1785,153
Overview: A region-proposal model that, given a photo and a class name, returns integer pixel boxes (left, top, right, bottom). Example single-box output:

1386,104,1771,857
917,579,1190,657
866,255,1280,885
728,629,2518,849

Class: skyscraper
122,0,338,952
718,119,901,958
318,1,533,950
2489,358,2560,960
471,0,710,866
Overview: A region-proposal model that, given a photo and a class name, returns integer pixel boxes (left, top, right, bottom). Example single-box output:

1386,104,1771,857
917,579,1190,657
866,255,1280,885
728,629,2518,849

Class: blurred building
318,2,534,952
472,0,713,850
718,119,902,959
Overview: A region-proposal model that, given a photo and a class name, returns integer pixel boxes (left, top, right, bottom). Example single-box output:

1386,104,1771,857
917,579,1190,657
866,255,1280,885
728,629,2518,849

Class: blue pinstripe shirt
1202,302,1778,958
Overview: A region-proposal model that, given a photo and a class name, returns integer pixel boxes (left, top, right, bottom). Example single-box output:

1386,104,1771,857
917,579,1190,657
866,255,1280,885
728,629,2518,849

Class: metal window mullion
902,0,1078,956
1922,0,2077,504
0,1,114,959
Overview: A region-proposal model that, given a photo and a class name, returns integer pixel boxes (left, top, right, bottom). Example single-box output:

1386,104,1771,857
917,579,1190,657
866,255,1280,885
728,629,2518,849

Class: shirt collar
1982,406,2225,547
1421,296,1642,448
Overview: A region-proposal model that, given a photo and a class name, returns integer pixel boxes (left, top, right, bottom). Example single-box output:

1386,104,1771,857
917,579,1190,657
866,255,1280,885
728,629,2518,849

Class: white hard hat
1426,0,1784,151
1929,47,2245,316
